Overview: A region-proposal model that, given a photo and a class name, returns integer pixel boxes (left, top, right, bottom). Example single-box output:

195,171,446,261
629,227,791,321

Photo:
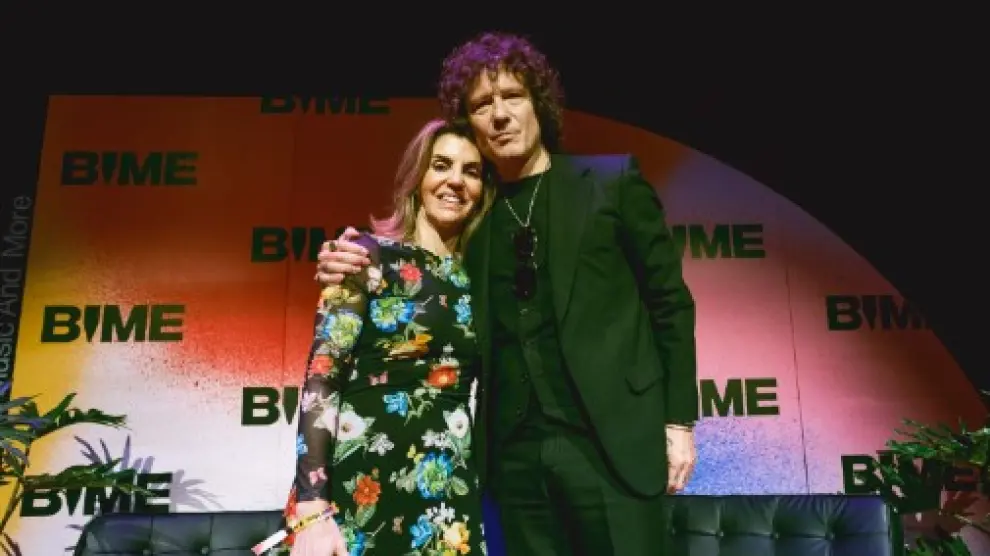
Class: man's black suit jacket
464,153,699,498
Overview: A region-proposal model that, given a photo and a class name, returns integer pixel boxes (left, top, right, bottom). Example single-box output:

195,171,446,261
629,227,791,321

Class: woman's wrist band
252,504,337,555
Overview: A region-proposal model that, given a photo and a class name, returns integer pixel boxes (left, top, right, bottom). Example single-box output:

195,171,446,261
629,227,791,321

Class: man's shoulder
552,153,634,180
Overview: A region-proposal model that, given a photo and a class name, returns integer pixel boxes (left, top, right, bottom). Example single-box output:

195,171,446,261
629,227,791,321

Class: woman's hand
288,501,347,556
289,517,348,556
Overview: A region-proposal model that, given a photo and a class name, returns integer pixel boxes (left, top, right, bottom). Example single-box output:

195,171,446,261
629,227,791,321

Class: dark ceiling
1,10,982,390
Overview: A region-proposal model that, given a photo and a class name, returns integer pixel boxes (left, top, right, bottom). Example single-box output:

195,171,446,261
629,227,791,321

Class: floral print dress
284,233,486,556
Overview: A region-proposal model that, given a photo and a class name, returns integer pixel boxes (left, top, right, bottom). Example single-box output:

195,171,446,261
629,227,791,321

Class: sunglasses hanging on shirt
502,166,548,301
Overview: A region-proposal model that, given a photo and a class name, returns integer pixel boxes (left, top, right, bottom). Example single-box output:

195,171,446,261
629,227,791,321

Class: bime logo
250,224,763,263
699,377,779,417
60,151,198,186
241,386,302,425
841,451,986,510
251,226,330,263
21,470,172,517
671,223,765,259
241,378,779,426
825,295,929,331
260,95,390,115
40,304,185,343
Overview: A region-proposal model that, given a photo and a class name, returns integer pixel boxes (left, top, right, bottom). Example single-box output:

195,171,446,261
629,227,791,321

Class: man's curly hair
438,32,565,151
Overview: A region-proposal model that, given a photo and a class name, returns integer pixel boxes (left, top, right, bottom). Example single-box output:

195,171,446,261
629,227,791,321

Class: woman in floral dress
286,119,494,556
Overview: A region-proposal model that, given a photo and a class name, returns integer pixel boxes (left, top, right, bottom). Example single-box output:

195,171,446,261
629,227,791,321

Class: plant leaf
13,401,39,421
0,427,38,445
0,415,46,428
23,460,153,496
41,393,75,422
0,531,21,556
0,441,27,471
34,408,126,437
0,396,37,416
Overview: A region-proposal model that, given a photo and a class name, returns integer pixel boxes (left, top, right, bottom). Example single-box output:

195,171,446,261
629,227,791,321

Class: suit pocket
625,364,661,394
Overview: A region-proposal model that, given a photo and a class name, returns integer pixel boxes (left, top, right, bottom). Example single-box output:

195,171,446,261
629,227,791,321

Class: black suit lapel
464,210,491,482
548,154,595,324
466,211,492,376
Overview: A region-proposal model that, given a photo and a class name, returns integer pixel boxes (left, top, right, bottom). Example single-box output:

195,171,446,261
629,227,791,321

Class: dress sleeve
292,233,383,504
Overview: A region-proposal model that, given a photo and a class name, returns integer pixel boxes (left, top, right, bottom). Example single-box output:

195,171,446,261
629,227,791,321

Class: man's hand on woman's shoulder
314,226,372,286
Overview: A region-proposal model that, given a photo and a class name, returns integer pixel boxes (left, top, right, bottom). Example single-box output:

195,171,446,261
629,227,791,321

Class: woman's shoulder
353,231,419,262
352,230,458,266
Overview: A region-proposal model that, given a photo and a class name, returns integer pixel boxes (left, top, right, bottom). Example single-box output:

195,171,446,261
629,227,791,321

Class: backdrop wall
1,95,984,553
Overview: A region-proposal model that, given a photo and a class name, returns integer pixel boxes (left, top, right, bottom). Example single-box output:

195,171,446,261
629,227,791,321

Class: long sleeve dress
284,232,487,556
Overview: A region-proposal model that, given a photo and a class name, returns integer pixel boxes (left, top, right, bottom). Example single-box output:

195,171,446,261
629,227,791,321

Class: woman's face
418,133,484,234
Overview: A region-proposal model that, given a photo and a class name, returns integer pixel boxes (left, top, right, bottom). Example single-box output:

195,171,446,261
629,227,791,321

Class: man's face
466,69,542,169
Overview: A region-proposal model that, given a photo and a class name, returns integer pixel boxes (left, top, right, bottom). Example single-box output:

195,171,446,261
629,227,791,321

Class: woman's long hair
370,118,495,255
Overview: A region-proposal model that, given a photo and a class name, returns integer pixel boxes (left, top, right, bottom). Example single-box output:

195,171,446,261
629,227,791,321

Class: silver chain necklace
503,164,548,229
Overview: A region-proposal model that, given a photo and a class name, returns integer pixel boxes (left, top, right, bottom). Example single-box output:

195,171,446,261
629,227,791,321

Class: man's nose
491,97,510,125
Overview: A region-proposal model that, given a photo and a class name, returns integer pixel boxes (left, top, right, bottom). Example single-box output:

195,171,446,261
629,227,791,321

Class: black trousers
489,415,670,555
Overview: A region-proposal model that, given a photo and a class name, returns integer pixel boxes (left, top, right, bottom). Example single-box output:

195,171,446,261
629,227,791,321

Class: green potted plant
859,391,990,556
0,381,151,550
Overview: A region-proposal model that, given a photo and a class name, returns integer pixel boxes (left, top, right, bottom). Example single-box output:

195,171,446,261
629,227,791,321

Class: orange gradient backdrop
4,95,984,554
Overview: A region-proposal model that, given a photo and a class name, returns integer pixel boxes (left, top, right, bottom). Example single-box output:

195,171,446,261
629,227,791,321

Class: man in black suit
315,32,698,556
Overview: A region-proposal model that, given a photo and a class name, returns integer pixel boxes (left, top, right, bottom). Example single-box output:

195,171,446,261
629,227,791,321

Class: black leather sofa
73,494,902,556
